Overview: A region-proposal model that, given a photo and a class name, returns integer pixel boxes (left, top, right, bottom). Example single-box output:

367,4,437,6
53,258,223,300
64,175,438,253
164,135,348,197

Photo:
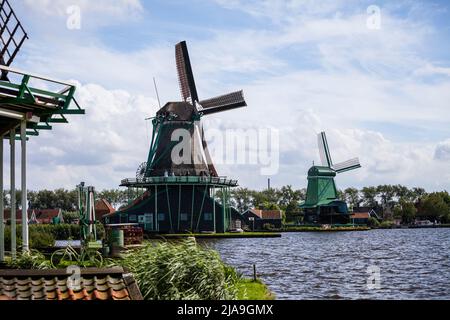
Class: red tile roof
351,212,370,219
249,209,283,220
0,267,142,301
4,209,61,224
95,199,116,220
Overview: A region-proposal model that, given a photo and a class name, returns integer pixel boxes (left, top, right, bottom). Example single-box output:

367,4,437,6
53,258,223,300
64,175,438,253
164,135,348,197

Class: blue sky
3,0,450,192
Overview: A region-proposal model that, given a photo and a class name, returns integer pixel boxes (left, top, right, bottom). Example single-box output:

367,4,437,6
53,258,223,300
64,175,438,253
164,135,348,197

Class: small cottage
242,209,283,230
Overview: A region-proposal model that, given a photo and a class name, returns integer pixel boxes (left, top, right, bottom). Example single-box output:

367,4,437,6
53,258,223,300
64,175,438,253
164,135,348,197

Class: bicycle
50,244,103,268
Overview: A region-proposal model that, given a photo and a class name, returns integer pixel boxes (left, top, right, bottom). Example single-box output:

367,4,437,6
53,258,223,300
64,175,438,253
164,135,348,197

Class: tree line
2,184,449,223
219,185,450,223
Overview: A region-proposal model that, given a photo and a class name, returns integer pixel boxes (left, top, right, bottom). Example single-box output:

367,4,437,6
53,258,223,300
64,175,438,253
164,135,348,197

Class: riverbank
281,226,371,232
149,232,282,239
237,279,275,300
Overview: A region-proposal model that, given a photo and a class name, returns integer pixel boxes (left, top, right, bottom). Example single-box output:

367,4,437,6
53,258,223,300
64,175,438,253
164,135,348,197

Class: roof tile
0,268,142,300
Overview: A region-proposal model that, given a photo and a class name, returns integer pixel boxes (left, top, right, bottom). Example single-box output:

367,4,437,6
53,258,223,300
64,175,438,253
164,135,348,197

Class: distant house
350,208,378,225
242,209,283,230
350,212,370,225
95,199,116,221
4,209,62,224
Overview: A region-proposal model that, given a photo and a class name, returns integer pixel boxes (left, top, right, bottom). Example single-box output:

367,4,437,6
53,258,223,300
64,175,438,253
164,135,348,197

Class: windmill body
300,132,361,224
104,41,247,234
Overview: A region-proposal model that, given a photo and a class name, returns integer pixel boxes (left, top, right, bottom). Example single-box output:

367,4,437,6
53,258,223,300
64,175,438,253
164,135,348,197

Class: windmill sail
175,41,199,104
318,132,333,168
0,0,28,80
198,90,247,115
333,158,361,173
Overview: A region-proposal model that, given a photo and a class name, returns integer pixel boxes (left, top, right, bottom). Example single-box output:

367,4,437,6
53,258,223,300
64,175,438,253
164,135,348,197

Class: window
180,213,188,221
138,215,145,223
204,213,213,221
158,213,165,221
129,214,137,222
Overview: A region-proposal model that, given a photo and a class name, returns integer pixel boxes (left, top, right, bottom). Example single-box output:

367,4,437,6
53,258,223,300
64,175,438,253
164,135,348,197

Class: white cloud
19,83,158,190
435,139,450,161
4,0,448,192
414,63,450,77
23,0,143,17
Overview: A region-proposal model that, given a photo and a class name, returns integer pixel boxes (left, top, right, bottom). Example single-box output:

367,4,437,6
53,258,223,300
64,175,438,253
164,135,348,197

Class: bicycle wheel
81,250,104,268
50,249,71,268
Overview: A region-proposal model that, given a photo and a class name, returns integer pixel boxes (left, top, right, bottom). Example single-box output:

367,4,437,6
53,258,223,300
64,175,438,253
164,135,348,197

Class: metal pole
21,121,28,252
10,129,16,259
156,185,159,232
0,135,4,262
178,185,181,231
212,186,216,233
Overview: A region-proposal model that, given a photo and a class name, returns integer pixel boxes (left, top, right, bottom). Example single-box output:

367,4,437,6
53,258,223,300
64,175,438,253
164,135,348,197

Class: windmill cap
157,102,199,121
308,166,336,177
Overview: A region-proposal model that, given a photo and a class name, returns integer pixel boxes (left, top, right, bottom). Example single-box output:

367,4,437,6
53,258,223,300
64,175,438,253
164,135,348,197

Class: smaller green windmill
300,132,361,224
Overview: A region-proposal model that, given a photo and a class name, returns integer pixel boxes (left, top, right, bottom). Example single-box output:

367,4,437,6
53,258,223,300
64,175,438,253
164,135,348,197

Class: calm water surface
201,228,450,299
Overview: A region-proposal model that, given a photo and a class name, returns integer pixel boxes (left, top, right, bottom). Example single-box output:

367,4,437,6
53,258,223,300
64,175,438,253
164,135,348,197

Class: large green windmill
300,132,361,224
104,41,247,234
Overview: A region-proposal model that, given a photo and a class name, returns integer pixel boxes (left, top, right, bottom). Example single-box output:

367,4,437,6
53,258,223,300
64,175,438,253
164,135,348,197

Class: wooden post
253,264,257,282
9,129,16,259
21,120,28,252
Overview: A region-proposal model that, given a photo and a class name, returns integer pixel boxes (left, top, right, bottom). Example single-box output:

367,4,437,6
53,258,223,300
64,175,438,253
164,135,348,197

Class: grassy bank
237,279,275,300
150,232,282,239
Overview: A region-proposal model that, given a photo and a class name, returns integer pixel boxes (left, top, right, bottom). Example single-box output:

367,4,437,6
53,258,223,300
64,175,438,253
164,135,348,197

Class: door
144,213,154,231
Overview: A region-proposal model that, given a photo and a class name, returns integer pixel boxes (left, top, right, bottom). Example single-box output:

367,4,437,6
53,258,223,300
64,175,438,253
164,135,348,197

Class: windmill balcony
120,176,238,187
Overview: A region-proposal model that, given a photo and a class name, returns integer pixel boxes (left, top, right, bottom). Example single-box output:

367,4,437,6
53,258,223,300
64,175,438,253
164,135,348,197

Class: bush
262,223,275,231
6,250,51,270
120,238,240,300
380,220,395,228
4,223,105,249
368,217,380,228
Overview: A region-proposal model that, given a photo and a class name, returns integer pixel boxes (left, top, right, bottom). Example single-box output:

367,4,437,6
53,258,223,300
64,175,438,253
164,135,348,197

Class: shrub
120,238,240,300
262,223,275,231
368,217,380,227
380,220,395,228
6,250,51,270
4,223,105,249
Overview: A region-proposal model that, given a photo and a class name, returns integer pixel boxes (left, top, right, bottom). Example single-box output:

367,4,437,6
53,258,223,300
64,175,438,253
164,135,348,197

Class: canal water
202,228,450,299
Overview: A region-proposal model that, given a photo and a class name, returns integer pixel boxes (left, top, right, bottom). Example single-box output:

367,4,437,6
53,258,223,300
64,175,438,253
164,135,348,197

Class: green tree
361,186,378,208
393,200,416,224
419,192,450,222
377,185,395,207
98,189,124,209
411,187,427,202
344,187,361,209
230,188,253,213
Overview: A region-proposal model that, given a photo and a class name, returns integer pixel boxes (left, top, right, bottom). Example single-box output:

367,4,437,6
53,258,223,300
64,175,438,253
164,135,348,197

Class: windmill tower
105,41,247,234
300,132,361,224
144,41,246,177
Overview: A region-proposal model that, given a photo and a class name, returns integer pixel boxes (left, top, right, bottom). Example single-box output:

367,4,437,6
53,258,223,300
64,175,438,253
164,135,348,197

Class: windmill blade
200,123,218,177
317,132,333,167
0,0,28,80
175,41,199,104
334,158,361,173
198,90,247,115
